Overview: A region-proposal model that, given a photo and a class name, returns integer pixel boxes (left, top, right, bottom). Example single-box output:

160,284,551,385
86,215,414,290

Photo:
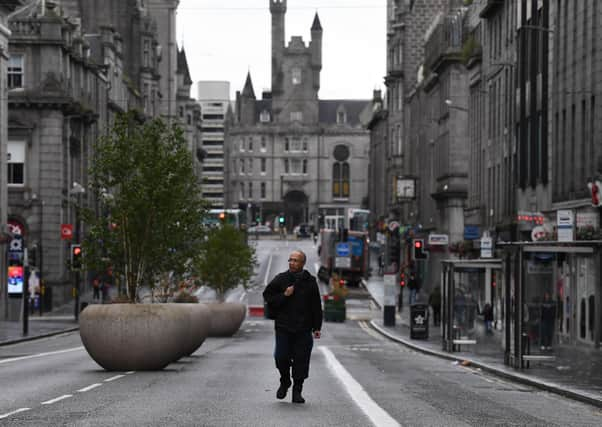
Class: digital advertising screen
8,265,24,295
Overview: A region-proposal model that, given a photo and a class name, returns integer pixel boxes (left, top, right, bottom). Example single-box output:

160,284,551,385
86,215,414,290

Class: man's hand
284,285,294,296
313,330,321,339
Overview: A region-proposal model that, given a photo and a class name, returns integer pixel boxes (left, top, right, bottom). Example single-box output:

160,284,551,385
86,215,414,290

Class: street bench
521,354,556,368
452,339,476,351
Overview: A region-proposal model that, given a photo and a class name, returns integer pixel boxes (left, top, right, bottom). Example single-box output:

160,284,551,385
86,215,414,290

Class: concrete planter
206,302,246,337
179,303,212,357
80,304,192,371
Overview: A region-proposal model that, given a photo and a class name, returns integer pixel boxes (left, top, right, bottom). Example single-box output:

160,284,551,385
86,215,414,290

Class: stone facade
226,1,370,229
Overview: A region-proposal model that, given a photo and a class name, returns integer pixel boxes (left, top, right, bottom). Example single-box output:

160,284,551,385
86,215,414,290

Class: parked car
248,224,272,234
294,223,311,239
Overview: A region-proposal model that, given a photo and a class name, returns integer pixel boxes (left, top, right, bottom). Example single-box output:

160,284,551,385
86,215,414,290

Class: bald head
288,250,306,272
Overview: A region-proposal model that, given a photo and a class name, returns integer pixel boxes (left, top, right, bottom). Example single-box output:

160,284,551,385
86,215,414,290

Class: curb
0,327,80,347
362,278,602,409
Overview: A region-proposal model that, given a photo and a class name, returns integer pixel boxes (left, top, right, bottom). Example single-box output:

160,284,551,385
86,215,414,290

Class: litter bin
410,303,429,339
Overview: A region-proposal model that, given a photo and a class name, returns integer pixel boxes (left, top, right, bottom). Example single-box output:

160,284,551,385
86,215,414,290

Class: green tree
82,112,207,302
194,225,256,302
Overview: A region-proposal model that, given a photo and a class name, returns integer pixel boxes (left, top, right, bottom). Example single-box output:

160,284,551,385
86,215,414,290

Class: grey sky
177,0,386,100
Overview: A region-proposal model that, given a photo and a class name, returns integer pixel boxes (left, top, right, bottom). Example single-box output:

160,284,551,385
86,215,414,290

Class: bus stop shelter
441,258,504,353
499,241,602,369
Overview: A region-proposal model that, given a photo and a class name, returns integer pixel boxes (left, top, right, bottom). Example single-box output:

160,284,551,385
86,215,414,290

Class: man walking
263,250,322,404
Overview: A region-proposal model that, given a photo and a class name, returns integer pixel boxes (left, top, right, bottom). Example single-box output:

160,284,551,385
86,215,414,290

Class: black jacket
263,269,323,333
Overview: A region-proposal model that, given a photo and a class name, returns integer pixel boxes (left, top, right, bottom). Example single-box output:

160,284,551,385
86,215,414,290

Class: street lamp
445,99,469,112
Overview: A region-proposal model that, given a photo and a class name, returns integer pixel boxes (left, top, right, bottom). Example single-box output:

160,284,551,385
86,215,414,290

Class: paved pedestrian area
363,269,602,408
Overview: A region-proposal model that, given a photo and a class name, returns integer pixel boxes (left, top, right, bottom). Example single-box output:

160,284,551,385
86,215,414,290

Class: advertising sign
557,210,574,242
8,265,24,295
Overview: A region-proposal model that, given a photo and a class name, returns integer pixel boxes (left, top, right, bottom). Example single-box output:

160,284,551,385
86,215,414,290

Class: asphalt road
1,238,601,426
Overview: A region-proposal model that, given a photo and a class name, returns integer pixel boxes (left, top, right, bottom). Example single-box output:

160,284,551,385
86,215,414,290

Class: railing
9,20,41,37
424,13,464,70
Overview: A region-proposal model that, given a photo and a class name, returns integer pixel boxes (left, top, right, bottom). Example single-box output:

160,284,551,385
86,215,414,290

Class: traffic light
218,211,226,222
400,271,406,287
70,244,83,271
413,239,428,260
256,216,261,223
278,215,285,226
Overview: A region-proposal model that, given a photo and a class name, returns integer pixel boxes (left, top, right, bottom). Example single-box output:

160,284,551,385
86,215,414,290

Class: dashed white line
0,408,31,419
104,374,125,382
0,347,84,365
320,346,400,427
41,395,72,405
77,383,102,393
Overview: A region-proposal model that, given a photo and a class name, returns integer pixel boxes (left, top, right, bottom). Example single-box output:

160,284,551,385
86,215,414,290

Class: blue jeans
274,330,314,383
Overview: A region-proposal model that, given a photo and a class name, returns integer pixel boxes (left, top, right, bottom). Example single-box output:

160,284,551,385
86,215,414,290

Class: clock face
396,178,415,199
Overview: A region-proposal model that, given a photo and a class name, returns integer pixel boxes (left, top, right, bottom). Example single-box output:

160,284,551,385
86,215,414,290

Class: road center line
77,383,102,392
264,253,273,288
319,346,400,427
41,395,72,405
0,408,31,419
0,347,84,365
104,374,125,382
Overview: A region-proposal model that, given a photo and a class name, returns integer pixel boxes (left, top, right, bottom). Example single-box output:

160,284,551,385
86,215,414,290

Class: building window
248,182,253,199
260,110,271,122
291,159,302,174
292,67,302,85
285,138,290,152
332,162,350,198
284,159,289,174
248,158,253,174
261,136,267,151
337,110,346,124
290,111,303,122
302,159,308,174
291,137,302,152
248,137,253,152
239,138,245,151
143,39,150,67
240,159,245,174
261,158,266,173
240,182,244,199
261,182,266,199
8,54,24,89
302,137,308,152
7,141,25,185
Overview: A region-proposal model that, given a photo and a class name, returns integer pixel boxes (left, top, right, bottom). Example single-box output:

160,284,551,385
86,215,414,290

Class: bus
204,209,245,230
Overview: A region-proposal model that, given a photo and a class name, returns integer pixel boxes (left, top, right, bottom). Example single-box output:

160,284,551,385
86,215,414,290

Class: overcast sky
176,0,386,100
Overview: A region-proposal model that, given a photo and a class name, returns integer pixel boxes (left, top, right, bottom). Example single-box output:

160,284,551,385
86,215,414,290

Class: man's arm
263,274,288,308
310,277,323,333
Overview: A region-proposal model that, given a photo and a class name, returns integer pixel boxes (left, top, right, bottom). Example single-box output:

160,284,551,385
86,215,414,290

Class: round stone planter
179,303,212,357
80,304,191,371
206,302,246,337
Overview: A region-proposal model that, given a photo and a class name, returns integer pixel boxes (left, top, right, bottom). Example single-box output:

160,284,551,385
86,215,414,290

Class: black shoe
292,389,305,404
276,381,291,400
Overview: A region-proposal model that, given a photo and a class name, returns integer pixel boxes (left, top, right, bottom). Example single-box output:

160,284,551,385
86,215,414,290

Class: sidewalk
0,293,88,347
362,273,602,409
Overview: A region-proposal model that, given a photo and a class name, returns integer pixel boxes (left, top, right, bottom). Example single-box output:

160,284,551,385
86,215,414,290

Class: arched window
332,144,350,198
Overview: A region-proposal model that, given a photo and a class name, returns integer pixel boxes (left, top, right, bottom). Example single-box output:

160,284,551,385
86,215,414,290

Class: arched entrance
283,190,308,230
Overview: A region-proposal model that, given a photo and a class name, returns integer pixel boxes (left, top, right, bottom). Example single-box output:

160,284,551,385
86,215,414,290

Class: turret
239,72,257,125
270,0,286,93
310,12,322,91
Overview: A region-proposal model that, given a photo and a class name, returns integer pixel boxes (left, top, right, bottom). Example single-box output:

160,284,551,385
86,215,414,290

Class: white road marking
125,371,135,375
0,347,84,365
264,253,273,287
358,321,387,341
0,408,31,419
77,383,102,393
319,346,401,427
104,374,125,382
41,394,72,405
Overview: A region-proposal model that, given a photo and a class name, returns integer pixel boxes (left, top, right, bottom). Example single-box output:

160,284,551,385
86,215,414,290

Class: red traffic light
400,280,405,287
73,246,82,256
414,240,422,249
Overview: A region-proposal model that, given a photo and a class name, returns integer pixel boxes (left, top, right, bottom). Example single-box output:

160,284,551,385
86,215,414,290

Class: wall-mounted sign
8,265,24,295
557,209,574,242
428,234,449,246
